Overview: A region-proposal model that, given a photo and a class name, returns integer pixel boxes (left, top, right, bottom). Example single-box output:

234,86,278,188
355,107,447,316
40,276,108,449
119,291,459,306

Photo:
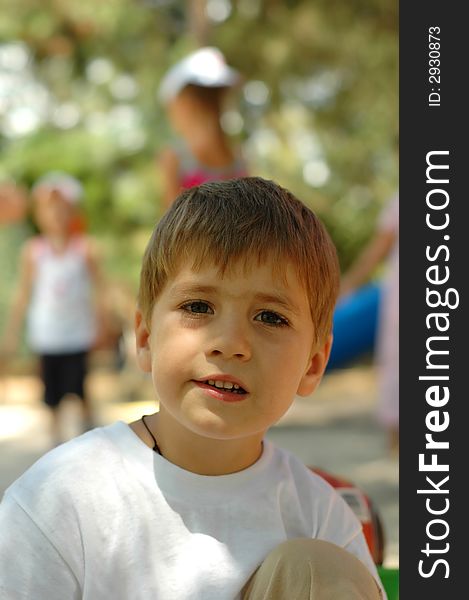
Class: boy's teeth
206,379,240,390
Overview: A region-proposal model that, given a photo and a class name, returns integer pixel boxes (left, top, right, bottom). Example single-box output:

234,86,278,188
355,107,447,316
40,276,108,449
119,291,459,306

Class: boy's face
136,258,331,451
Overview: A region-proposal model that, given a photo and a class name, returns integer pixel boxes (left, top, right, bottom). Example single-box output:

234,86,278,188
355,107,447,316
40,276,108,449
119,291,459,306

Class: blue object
327,283,381,370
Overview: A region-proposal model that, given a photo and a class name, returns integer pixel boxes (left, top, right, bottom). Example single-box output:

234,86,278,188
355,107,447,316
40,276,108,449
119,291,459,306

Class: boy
0,178,384,599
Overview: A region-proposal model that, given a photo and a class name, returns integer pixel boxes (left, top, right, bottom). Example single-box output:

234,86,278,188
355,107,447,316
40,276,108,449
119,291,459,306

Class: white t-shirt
27,236,96,354
0,422,384,599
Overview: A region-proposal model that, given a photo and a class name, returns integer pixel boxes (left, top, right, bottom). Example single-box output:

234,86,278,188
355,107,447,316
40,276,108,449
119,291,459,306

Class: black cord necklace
141,415,162,456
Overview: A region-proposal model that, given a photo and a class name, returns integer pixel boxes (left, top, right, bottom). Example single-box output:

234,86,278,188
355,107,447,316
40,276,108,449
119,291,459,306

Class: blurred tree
0,0,397,271
188,0,211,45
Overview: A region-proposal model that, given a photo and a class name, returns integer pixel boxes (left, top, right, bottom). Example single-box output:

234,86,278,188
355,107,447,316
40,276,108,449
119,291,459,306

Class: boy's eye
181,301,213,314
255,310,289,327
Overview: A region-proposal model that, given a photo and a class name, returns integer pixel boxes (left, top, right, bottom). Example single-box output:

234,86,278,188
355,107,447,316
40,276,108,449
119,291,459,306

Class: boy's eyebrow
170,284,301,315
169,283,219,297
253,293,301,315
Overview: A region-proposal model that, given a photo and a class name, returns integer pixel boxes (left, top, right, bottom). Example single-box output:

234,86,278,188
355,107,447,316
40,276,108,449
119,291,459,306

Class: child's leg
48,407,61,445
41,352,94,442
79,391,94,432
242,539,382,600
63,351,94,431
40,354,64,444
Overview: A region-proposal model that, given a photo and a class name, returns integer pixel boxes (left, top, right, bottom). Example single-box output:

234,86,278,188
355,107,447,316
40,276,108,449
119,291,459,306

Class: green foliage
0,0,397,280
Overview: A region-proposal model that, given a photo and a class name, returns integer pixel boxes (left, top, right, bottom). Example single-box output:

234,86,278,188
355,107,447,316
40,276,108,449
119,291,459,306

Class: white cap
32,171,83,205
158,47,240,103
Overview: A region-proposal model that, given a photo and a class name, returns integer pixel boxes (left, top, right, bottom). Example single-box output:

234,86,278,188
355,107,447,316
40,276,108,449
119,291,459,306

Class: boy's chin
177,406,267,442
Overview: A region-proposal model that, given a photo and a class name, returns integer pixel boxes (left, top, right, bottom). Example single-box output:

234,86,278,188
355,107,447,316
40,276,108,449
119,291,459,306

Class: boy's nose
206,318,252,361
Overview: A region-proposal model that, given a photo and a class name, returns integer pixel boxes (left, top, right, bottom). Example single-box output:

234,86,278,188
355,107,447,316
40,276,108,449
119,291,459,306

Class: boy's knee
244,539,382,600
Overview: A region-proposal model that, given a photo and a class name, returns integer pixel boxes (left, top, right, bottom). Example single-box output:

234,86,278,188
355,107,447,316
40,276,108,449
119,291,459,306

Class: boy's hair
139,177,339,343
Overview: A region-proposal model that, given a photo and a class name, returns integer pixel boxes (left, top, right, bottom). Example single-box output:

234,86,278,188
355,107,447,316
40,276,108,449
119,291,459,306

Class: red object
309,467,385,566
69,212,87,235
181,168,248,190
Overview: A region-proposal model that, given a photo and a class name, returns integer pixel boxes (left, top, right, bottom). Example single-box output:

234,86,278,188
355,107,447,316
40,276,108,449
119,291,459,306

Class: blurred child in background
1,172,106,445
340,194,399,454
158,47,247,208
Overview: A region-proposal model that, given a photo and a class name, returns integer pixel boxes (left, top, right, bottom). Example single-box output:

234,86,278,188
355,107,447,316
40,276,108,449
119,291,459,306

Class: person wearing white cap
32,171,86,234
158,47,248,208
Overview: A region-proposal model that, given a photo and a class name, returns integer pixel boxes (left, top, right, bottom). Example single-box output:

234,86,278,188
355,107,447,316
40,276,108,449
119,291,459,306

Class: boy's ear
296,334,333,397
135,308,152,373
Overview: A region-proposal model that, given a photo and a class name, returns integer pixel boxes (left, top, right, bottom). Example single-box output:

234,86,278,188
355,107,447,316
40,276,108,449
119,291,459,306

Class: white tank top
27,237,96,353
